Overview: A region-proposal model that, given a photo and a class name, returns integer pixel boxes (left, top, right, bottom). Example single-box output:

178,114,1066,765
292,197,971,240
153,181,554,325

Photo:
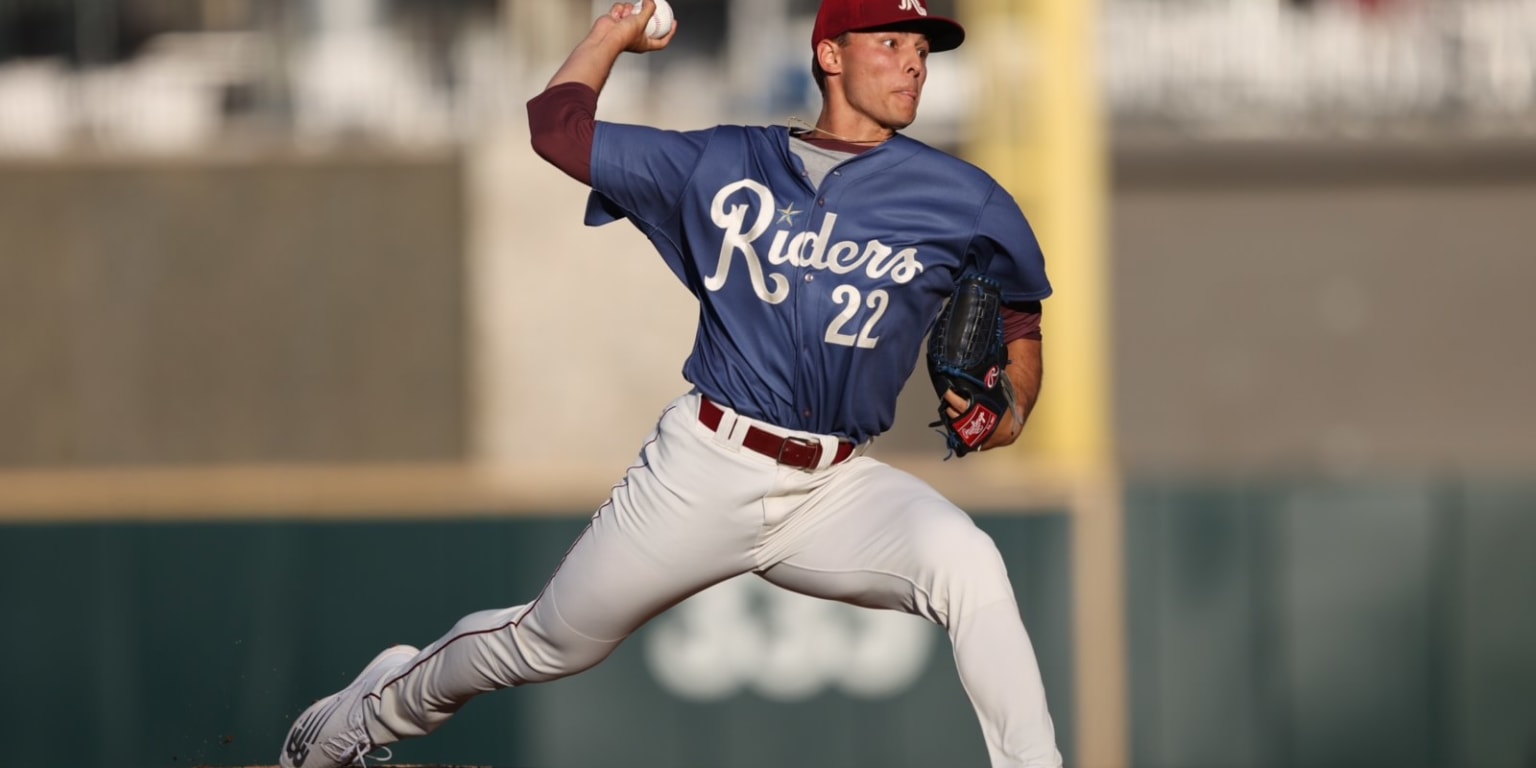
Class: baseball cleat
279,644,419,768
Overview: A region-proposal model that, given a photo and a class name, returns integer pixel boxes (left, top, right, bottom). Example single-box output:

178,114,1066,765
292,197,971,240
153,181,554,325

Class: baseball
636,0,674,40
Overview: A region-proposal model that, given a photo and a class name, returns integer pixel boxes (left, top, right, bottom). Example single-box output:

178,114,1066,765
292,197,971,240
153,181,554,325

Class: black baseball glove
926,273,1014,458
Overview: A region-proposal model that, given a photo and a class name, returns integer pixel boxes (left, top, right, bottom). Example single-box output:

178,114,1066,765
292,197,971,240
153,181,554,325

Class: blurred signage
642,576,934,702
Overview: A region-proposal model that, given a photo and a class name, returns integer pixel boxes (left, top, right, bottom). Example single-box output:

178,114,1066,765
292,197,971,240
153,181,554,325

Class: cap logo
898,0,929,17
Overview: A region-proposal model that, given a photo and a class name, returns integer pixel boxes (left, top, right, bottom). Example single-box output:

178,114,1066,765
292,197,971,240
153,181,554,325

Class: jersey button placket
793,203,823,434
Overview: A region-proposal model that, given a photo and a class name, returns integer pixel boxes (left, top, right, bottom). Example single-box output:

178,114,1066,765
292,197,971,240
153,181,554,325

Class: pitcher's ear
815,38,844,77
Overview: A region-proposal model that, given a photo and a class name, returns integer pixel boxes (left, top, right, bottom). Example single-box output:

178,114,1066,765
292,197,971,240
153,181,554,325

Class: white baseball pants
369,392,1062,768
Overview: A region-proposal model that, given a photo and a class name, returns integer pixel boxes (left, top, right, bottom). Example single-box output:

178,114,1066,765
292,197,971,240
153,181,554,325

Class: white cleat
279,645,419,768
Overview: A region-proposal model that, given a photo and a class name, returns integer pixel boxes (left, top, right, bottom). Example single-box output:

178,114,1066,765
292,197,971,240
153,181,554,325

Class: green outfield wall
2,479,1533,768
0,512,1074,768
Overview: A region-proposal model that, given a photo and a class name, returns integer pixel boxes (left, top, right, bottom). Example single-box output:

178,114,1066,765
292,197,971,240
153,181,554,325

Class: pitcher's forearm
982,338,1042,450
546,30,631,93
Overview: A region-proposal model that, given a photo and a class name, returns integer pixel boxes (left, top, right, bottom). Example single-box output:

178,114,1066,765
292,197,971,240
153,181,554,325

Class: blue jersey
585,123,1050,442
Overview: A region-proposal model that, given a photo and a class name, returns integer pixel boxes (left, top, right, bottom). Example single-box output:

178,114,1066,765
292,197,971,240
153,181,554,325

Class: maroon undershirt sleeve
527,82,599,186
1002,303,1043,342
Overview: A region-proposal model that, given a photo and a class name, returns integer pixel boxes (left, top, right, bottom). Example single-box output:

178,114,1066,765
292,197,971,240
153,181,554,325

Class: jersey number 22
824,286,888,349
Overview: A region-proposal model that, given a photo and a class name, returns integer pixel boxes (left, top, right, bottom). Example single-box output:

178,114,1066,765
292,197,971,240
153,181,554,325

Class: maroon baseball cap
812,0,966,53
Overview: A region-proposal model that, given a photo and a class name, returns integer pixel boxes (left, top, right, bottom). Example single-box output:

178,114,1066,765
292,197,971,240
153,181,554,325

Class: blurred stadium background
1,0,1534,766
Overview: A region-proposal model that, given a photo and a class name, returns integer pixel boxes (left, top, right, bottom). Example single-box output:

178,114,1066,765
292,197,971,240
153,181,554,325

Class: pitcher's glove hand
926,273,1014,458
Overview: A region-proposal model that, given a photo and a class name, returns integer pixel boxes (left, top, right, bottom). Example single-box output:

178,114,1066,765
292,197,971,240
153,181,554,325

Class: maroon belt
698,398,855,470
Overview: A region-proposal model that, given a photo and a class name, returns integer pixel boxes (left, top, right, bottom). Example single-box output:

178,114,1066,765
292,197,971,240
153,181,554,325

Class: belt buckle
777,435,822,469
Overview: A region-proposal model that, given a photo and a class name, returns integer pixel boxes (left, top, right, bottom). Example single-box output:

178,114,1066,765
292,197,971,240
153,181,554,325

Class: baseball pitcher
278,0,1060,765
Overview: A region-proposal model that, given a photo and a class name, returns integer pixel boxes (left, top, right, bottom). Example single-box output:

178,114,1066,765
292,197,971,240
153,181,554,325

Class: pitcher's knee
913,517,1014,609
510,602,621,683
513,643,613,684
433,605,618,686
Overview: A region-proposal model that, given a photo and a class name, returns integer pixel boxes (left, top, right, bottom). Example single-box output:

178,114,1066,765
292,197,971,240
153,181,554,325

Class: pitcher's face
835,30,930,131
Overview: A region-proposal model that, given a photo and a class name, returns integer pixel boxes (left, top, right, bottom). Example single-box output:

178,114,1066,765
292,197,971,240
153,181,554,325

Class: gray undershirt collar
790,135,856,189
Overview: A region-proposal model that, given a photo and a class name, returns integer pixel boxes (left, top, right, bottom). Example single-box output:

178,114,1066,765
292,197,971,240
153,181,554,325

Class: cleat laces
353,745,393,766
